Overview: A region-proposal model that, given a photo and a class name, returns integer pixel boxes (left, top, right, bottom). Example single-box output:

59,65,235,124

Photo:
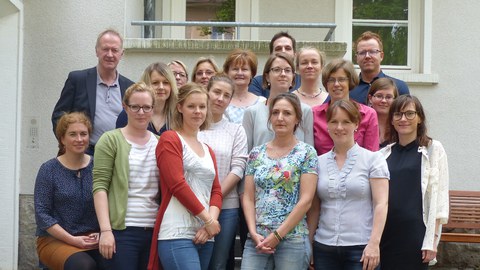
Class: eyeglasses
326,77,349,85
128,104,153,113
173,72,187,78
372,94,395,102
195,70,215,77
356,49,382,57
270,67,293,75
393,110,417,120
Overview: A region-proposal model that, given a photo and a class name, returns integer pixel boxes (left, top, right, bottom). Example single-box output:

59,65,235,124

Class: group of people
34,28,449,270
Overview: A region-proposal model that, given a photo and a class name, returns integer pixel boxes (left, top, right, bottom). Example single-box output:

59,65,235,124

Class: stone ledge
124,38,347,56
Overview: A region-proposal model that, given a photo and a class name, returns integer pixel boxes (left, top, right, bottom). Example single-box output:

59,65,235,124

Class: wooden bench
440,190,480,243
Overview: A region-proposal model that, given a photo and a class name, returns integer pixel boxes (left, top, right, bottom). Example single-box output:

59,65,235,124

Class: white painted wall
0,1,21,268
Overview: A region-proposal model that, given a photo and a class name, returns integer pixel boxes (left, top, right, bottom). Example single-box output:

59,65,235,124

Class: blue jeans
105,227,152,270
313,241,374,270
158,239,214,270
209,208,239,270
241,235,311,270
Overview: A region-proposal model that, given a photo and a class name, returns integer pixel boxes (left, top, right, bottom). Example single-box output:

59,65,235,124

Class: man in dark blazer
52,29,134,154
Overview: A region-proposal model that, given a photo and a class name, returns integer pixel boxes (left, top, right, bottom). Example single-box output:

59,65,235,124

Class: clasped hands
193,219,221,244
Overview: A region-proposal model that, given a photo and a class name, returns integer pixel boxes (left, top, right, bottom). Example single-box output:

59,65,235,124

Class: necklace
297,88,322,98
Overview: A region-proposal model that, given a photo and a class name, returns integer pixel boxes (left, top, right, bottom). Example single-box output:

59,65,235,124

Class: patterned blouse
245,141,318,239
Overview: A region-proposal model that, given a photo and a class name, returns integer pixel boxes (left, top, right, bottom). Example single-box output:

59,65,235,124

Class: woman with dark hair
35,112,104,270
148,83,222,270
116,62,178,135
243,52,314,151
380,95,449,269
367,77,399,147
312,59,379,155
308,99,389,270
241,93,318,270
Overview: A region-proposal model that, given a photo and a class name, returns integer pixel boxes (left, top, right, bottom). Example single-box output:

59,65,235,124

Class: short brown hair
354,31,383,52
367,77,399,104
269,31,296,54
262,52,296,89
171,83,211,131
322,59,359,91
327,99,361,125
55,112,92,156
222,49,258,78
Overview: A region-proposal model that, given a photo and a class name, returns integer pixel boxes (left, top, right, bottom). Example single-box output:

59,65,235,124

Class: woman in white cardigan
380,95,449,269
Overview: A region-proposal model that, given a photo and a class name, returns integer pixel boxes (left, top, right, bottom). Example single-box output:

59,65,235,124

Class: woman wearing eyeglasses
379,95,449,270
168,60,189,88
312,59,379,155
116,62,178,136
224,49,266,124
367,78,399,147
93,82,160,270
192,57,220,88
243,52,314,152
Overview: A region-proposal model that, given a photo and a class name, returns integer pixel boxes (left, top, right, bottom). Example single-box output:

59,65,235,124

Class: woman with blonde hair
116,62,177,135
168,60,189,88
294,47,328,107
94,82,159,269
148,83,222,270
192,57,220,87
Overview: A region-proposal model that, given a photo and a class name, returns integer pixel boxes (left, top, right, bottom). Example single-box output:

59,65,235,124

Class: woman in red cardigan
148,83,222,270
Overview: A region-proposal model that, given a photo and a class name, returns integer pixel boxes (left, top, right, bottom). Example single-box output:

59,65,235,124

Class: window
335,0,437,83
352,0,408,66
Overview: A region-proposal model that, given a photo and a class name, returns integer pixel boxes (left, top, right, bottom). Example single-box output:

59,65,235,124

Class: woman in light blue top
307,99,389,270
242,93,318,270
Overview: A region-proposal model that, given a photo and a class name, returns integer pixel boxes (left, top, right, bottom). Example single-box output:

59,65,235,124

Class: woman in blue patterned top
241,93,318,270
35,112,104,270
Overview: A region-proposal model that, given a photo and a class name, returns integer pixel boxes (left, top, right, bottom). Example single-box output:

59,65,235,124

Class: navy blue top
350,70,410,105
34,158,99,237
248,74,301,98
116,109,167,136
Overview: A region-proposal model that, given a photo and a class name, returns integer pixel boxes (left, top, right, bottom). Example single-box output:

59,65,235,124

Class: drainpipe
144,0,155,38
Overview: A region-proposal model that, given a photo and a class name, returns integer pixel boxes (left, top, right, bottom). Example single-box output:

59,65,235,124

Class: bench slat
441,190,480,242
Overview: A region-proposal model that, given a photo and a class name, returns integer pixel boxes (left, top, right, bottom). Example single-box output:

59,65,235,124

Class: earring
354,129,358,132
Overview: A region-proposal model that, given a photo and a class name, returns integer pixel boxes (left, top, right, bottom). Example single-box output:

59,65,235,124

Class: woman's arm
243,175,263,244
221,125,248,196
362,106,380,152
307,194,321,243
257,173,317,250
361,178,388,270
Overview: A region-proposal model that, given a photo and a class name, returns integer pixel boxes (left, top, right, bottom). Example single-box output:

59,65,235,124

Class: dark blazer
51,66,134,135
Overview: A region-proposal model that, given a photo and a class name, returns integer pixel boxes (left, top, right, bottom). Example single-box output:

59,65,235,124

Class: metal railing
131,20,337,41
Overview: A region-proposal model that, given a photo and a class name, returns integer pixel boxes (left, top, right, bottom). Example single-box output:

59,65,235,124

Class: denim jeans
158,239,214,270
241,235,311,270
105,227,152,270
208,208,239,270
313,241,374,270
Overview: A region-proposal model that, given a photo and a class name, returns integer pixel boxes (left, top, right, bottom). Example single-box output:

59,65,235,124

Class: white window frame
335,0,438,85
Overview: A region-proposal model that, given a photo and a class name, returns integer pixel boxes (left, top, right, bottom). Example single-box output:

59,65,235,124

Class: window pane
353,0,408,20
353,25,408,66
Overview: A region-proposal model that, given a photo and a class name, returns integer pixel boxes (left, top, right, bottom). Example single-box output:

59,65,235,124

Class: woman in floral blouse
241,93,318,270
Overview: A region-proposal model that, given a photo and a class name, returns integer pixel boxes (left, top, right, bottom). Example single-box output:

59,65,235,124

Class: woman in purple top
35,112,103,270
312,59,379,155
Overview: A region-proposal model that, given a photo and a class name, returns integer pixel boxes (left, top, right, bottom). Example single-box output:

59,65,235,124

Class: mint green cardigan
93,129,157,230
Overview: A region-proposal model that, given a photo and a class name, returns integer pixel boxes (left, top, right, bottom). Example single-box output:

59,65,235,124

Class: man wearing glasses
350,31,410,105
51,29,134,155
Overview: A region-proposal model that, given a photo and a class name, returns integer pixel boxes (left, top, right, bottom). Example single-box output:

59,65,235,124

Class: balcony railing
131,20,337,41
